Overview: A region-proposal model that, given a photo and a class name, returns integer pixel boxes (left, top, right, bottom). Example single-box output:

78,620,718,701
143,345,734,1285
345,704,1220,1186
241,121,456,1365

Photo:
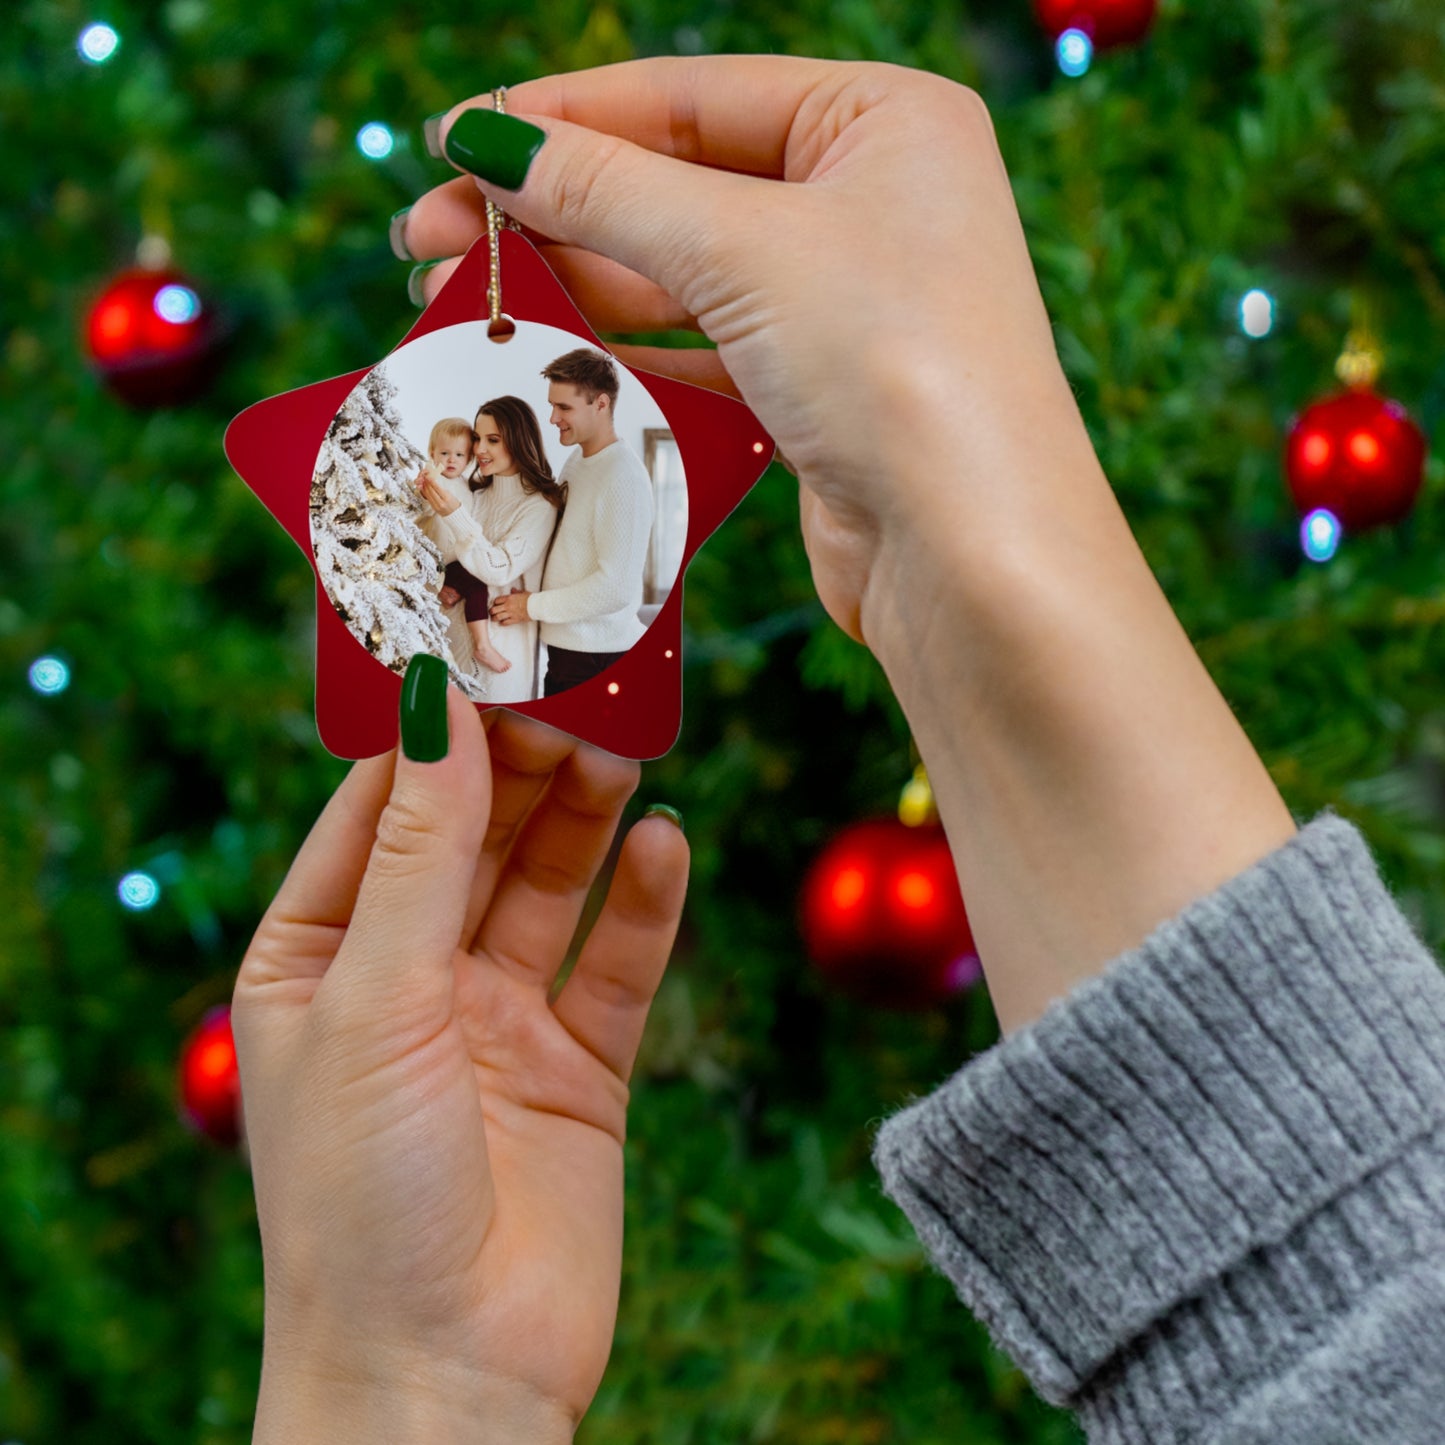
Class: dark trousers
443,560,489,622
544,645,626,697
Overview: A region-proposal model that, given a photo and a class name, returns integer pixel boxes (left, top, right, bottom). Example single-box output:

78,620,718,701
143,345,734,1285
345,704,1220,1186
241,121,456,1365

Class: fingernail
423,112,447,159
644,803,684,835
401,653,449,762
443,108,546,191
389,206,413,262
407,260,443,308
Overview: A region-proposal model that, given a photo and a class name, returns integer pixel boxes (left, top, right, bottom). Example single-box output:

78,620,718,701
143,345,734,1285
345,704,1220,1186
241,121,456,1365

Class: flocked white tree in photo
310,363,486,700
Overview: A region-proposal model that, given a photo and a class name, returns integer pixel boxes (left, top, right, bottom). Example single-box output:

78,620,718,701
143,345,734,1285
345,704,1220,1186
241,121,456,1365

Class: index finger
448,55,848,179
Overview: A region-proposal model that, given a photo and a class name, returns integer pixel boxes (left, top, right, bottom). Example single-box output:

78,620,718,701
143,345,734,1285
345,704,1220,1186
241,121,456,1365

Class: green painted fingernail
389,206,413,262
443,108,546,191
644,804,684,834
401,653,449,762
407,259,443,307
423,112,446,159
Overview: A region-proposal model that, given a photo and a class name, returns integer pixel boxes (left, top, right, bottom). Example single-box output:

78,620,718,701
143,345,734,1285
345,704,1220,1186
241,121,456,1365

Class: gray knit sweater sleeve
870,810,1445,1444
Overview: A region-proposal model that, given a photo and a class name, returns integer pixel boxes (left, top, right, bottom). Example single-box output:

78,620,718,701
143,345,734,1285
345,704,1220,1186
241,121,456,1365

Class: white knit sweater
528,439,653,653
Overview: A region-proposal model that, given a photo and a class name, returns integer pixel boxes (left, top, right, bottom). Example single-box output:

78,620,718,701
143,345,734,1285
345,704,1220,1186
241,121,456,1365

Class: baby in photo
424,417,510,674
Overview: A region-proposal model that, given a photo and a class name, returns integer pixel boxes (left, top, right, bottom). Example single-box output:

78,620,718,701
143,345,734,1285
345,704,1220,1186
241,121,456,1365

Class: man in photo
489,348,655,696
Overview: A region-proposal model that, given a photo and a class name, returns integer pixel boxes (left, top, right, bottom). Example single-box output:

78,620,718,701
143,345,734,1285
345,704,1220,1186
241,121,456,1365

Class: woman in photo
415,394,566,702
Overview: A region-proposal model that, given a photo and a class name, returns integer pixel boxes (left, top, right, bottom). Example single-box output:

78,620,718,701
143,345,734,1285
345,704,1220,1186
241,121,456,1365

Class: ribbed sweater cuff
870,810,1445,1429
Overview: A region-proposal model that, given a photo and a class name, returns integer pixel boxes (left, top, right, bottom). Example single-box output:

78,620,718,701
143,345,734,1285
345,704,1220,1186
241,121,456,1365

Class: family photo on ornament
309,329,687,704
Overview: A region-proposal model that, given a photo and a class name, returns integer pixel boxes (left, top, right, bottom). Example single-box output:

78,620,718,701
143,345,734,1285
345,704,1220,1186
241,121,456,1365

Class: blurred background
3,0,1444,1440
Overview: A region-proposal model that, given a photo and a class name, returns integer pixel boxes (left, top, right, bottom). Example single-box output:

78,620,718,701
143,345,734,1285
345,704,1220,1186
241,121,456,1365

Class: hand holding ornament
237,679,688,1444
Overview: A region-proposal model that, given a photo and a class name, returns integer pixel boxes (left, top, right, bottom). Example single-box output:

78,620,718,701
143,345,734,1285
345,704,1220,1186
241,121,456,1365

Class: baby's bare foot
475,641,512,674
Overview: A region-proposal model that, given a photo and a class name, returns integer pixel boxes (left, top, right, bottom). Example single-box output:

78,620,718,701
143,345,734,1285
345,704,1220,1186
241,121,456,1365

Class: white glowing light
154,284,201,324
357,123,395,160
1301,508,1341,563
29,657,71,694
1057,29,1093,77
118,871,161,910
79,23,120,64
1240,289,1275,338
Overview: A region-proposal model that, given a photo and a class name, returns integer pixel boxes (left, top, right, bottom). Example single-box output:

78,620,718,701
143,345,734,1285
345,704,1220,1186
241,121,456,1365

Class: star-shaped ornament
225,230,773,760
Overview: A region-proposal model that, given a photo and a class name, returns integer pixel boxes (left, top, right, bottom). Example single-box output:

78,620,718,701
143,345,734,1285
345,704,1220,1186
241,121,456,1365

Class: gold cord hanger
485,87,517,342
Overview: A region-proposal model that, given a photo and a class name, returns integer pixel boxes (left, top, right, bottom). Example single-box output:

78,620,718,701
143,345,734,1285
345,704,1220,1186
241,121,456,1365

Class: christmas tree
309,362,484,701
3,2,1444,1443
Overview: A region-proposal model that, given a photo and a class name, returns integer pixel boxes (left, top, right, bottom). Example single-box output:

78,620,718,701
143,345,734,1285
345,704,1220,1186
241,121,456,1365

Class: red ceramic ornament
800,818,981,1011
225,231,773,761
177,1005,242,1149
1033,0,1158,48
85,266,221,407
1285,387,1428,533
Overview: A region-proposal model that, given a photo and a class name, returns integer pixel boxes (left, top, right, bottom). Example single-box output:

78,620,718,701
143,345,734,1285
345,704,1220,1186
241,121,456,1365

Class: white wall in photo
382,320,668,472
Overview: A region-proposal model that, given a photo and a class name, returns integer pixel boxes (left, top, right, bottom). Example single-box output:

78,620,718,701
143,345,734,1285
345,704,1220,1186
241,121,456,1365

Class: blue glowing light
28,657,70,695
118,871,161,910
357,123,395,160
1240,289,1275,338
1057,29,1093,77
1301,508,1342,563
154,284,202,324
78,23,120,64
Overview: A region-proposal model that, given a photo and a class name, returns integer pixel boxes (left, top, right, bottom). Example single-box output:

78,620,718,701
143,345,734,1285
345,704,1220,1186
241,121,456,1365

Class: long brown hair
470,395,566,510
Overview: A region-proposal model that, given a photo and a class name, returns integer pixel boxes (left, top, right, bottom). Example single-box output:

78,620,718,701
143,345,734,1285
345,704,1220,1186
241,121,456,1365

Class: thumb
324,656,490,1028
437,104,764,320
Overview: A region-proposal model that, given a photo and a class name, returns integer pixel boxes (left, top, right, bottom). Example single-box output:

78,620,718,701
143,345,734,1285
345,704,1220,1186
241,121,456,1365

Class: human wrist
854,369,1114,691
253,1343,575,1445
857,442,1294,1036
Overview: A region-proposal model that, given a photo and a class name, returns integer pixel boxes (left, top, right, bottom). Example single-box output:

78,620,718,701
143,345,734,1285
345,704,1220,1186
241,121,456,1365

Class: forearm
862,398,1296,1037
529,567,632,624
436,511,514,587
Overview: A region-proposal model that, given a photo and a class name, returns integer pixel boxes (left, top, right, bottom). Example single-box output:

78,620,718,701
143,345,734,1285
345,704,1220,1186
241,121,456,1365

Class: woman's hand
397,58,1298,1050
417,469,460,516
398,57,1097,645
233,695,688,1440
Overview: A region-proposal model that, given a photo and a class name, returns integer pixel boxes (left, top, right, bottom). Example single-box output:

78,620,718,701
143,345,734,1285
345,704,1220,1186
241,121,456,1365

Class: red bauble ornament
178,1005,242,1148
1033,0,1157,49
800,818,981,1011
1284,387,1428,533
85,267,222,407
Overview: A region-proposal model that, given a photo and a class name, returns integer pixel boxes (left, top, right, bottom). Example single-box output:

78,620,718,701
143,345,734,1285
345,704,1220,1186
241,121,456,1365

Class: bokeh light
1240,289,1275,338
28,657,70,694
1301,508,1342,563
78,23,120,64
356,122,395,159
154,284,202,324
118,871,161,910
1057,29,1093,76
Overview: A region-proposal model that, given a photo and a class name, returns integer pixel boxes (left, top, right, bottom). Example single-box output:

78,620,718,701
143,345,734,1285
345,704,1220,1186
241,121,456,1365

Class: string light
1239,289,1275,338
607,681,620,694
1057,29,1093,76
1301,508,1341,563
118,872,161,910
28,657,70,695
154,284,202,324
356,123,395,160
78,23,120,64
